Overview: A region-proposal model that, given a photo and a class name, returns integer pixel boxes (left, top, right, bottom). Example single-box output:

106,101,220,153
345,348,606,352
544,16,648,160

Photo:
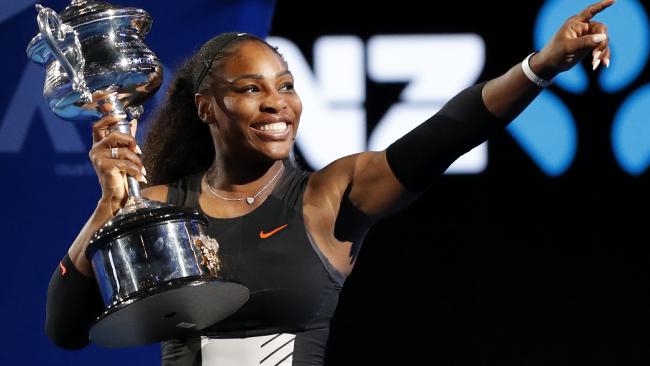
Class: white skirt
200,333,296,365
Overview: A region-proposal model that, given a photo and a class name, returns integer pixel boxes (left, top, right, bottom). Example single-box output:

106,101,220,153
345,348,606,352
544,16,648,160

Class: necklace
204,164,284,205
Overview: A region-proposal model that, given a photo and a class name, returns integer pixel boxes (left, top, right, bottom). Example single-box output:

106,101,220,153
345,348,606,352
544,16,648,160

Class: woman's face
204,40,302,162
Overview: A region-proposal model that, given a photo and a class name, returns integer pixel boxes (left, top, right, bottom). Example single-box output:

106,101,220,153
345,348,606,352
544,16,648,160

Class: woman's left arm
336,0,613,219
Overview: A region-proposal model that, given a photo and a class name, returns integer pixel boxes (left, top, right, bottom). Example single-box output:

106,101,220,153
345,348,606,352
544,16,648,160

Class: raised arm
483,0,613,120
323,0,614,223
45,114,150,349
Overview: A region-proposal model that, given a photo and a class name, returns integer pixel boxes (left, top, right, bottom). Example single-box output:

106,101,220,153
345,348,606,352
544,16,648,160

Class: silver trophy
26,0,248,348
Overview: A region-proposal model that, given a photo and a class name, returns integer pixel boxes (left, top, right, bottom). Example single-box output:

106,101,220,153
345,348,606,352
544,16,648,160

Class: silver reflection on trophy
27,0,163,200
27,0,162,121
26,0,248,349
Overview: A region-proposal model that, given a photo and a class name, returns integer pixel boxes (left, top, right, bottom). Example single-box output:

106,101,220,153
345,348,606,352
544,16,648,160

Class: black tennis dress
161,163,345,365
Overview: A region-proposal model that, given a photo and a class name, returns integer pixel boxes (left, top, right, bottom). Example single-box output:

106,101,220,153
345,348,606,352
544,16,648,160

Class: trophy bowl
26,0,249,348
26,0,160,121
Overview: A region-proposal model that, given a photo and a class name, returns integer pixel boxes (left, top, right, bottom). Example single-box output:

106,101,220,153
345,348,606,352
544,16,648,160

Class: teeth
258,122,287,132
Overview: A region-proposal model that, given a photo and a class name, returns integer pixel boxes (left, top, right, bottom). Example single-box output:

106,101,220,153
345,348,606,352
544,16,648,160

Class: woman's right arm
45,114,149,349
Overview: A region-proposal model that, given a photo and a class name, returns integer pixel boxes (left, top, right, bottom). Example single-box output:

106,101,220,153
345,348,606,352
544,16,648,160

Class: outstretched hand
532,0,614,78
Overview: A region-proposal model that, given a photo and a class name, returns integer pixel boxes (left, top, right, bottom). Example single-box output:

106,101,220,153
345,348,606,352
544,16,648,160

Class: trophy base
89,278,249,348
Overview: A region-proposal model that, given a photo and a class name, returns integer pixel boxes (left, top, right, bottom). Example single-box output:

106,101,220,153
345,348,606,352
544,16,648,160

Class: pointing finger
576,0,615,23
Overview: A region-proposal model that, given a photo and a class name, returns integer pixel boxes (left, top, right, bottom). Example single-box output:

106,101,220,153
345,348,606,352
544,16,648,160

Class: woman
45,1,614,364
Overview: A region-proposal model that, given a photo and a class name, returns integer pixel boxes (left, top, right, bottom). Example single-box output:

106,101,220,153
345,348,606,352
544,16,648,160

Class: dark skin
68,0,614,277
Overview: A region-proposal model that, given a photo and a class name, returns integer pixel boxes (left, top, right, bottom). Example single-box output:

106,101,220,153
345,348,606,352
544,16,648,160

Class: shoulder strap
270,162,311,213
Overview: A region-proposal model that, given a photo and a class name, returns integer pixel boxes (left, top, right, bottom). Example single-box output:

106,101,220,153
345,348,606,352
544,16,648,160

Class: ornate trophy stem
102,94,144,206
27,0,249,348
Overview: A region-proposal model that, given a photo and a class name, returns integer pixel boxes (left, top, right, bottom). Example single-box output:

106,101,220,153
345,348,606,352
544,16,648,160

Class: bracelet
521,52,554,88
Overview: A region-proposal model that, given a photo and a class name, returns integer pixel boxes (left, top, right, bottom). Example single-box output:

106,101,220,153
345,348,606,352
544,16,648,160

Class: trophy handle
35,4,92,103
35,4,144,205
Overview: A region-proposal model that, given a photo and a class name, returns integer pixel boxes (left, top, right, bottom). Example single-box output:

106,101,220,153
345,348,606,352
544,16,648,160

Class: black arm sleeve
385,82,507,192
45,253,104,350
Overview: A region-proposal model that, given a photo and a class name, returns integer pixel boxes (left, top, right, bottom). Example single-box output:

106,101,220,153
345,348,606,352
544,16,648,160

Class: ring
111,147,119,159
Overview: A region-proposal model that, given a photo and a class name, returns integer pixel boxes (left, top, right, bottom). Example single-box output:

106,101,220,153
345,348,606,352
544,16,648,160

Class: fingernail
592,58,602,70
141,166,147,176
592,34,607,43
136,145,143,154
604,57,610,68
593,50,602,62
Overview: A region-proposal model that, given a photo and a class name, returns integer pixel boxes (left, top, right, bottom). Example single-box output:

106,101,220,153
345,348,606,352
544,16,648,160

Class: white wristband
522,52,554,88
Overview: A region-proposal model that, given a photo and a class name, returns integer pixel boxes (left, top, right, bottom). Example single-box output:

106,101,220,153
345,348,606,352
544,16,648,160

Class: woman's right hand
89,114,147,214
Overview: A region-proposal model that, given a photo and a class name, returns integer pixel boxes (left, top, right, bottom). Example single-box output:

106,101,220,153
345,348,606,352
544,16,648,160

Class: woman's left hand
530,0,614,79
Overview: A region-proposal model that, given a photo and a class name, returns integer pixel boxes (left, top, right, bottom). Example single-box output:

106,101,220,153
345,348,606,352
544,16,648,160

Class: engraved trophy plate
27,0,249,348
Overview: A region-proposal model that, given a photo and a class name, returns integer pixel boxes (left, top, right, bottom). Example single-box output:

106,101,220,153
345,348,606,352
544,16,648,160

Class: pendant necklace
204,164,284,205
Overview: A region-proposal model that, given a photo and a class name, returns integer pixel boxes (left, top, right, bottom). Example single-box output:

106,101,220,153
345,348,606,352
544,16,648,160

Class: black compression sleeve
385,82,507,192
45,253,104,350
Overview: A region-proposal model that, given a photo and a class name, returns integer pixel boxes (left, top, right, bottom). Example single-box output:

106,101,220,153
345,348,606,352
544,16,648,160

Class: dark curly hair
142,32,282,186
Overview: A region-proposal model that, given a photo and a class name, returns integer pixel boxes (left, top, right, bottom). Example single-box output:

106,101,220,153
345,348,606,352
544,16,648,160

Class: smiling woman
195,40,300,166
44,1,616,364
142,33,300,189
